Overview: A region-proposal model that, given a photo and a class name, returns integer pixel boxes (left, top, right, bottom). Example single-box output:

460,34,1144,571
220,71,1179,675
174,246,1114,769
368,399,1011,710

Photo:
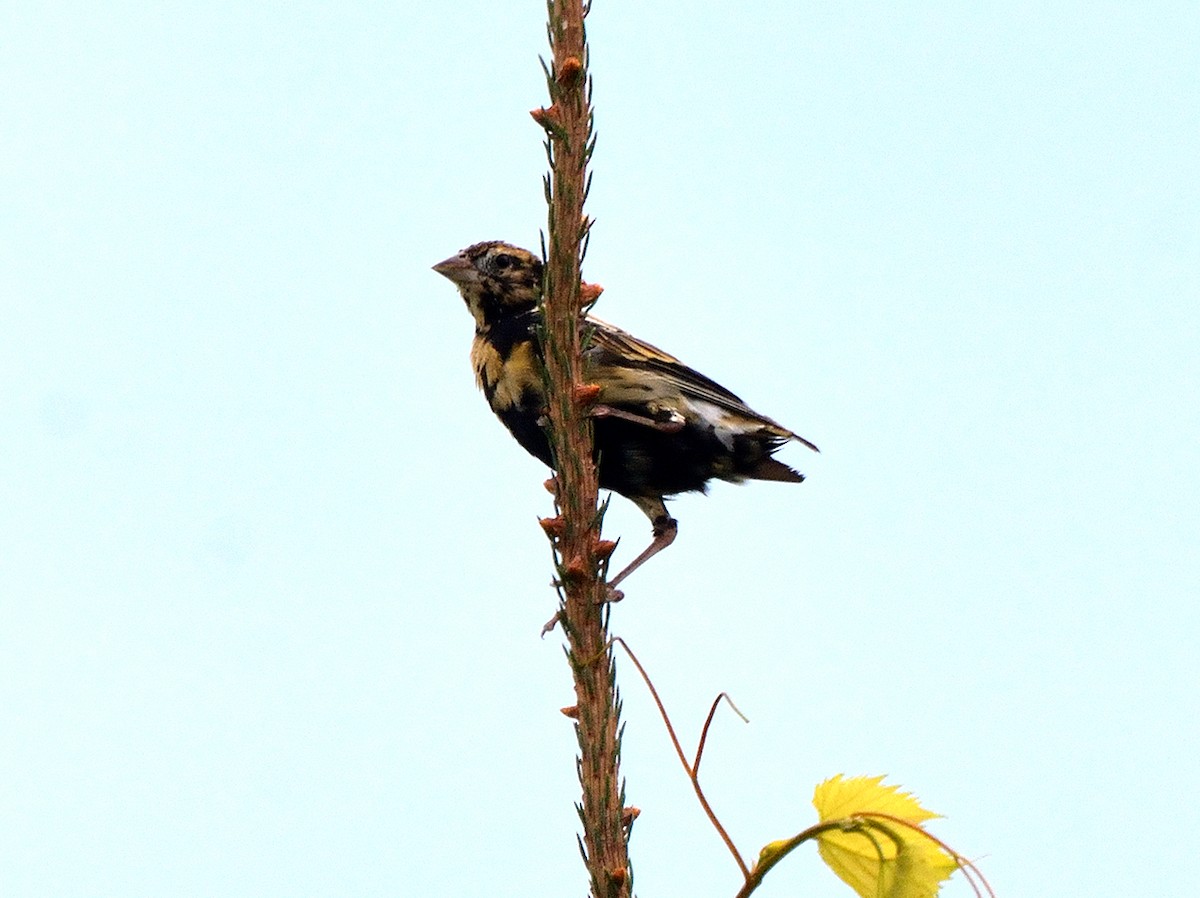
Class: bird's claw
547,581,624,605
600,586,624,604
540,610,563,638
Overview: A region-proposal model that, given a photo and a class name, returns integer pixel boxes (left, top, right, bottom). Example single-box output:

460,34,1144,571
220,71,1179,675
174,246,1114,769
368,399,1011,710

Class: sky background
2,2,1198,896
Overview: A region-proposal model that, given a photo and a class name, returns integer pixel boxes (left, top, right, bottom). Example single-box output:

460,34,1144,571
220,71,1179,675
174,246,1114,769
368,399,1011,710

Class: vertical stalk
536,2,630,896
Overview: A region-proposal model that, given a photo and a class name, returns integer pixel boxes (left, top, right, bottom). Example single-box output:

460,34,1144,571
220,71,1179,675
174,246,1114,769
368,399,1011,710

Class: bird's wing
583,316,817,450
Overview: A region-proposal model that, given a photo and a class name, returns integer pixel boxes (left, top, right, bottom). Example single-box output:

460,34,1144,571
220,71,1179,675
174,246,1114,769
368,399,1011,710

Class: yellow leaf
814,774,939,825
813,775,959,898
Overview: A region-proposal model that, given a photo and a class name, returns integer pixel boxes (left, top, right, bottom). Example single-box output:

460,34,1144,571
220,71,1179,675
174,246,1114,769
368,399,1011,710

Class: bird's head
433,241,543,331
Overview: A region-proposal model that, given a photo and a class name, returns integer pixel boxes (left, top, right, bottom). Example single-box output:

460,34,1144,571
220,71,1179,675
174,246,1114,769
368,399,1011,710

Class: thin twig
612,638,750,881
693,693,747,777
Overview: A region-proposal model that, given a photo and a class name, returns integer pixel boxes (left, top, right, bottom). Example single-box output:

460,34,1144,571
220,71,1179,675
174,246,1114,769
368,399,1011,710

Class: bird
433,239,817,593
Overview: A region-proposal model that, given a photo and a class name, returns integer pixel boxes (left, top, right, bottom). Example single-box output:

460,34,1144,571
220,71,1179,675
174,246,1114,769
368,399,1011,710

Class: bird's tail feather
747,458,806,483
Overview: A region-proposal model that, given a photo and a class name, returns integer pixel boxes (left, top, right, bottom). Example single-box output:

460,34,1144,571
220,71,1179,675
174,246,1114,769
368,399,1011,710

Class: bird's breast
471,333,545,414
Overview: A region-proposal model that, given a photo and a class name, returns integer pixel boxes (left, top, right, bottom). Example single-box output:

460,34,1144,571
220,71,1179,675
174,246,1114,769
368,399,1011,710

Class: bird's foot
548,579,625,604
591,404,686,433
540,610,563,638
540,585,621,636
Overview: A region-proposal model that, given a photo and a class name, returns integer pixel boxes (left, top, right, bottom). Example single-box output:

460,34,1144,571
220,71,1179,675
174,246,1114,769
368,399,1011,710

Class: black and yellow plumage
434,240,817,590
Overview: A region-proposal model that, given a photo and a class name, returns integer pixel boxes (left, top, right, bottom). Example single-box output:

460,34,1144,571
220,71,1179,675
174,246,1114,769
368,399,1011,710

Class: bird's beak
432,254,474,283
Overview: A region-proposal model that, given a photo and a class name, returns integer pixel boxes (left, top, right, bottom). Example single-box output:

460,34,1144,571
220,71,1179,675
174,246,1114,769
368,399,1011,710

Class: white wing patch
685,398,740,450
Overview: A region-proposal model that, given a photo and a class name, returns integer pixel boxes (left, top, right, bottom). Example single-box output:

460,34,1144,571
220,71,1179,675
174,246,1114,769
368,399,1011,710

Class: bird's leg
606,515,677,593
604,496,678,599
591,404,686,433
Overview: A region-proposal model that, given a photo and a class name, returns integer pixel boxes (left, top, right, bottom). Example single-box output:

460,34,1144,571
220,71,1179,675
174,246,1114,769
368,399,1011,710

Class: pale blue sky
2,2,1197,896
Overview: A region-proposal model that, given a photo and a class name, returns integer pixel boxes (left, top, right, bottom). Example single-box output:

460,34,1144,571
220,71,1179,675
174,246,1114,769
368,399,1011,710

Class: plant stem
540,1,630,896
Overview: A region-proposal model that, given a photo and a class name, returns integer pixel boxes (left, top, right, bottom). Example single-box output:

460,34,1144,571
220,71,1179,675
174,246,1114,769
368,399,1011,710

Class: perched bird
433,240,817,591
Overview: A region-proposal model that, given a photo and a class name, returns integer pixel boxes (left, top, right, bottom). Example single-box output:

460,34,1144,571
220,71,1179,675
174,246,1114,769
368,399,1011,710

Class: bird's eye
493,253,514,270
